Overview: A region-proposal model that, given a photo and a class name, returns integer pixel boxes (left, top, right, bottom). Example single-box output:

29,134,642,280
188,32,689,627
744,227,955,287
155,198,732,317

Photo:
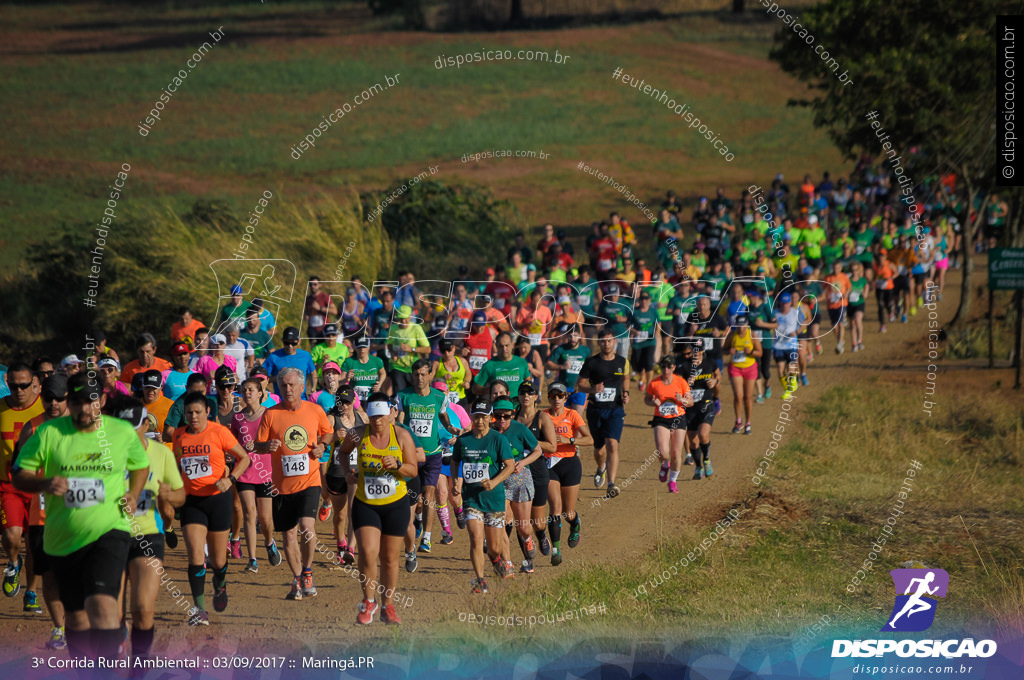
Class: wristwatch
569,437,576,445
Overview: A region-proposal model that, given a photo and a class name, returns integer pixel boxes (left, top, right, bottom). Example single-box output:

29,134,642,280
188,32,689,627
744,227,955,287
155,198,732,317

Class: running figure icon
882,568,949,632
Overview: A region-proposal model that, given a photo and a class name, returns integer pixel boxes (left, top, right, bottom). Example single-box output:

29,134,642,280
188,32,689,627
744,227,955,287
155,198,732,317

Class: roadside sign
989,248,1024,290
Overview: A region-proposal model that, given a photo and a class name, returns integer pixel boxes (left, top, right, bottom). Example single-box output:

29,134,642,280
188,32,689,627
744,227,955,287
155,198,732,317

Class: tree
768,0,1003,327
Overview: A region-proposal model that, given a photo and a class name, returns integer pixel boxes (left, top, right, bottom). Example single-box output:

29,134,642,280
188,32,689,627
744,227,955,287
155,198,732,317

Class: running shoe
889,312,896,322
23,590,42,613
787,375,799,393
658,461,670,483
731,420,743,434
419,536,432,553
440,532,454,546
693,468,702,480
414,517,423,541
836,342,844,354
405,552,418,573
342,546,356,566
568,518,581,548
551,549,562,566
765,387,772,399
455,507,467,530
714,399,721,415
901,313,907,323
858,342,864,351
852,343,860,353
668,481,679,493
524,535,536,558
815,342,823,355
744,423,752,435
381,603,402,625
910,306,917,316
318,500,332,522
917,296,924,307
3,555,22,597
164,529,178,549
45,627,66,651
684,452,694,465
703,459,714,478
755,394,765,404
244,558,258,573
537,532,551,556
301,571,317,597
504,561,516,579
287,577,303,601
605,483,620,499
230,539,242,560
471,577,489,594
356,599,379,625
593,467,606,488
800,374,809,386
213,585,228,612
492,557,509,579
187,608,210,626
267,542,283,567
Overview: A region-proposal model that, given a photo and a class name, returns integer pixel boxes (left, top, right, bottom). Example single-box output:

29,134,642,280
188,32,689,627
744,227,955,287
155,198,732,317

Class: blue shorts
586,406,625,449
568,391,587,407
773,348,799,364
418,453,443,487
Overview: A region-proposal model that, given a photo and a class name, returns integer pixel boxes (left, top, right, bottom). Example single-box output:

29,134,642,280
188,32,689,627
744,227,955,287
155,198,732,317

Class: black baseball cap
323,323,339,336
41,375,68,400
356,337,371,349
67,374,102,402
214,365,237,386
141,369,163,390
439,339,455,353
283,327,301,343
659,355,677,367
518,382,536,395
470,399,493,416
337,385,356,404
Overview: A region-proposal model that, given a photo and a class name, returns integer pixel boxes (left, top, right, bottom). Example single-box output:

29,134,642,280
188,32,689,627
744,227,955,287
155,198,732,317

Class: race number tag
410,418,433,438
849,291,862,303
463,462,490,483
135,489,155,516
469,355,487,371
577,295,591,307
355,385,371,401
690,388,705,401
568,358,585,374
703,337,714,350
447,391,460,405
658,402,679,417
182,456,211,480
281,453,309,477
829,292,843,304
733,351,746,363
595,387,616,402
598,258,613,271
528,333,542,346
64,478,105,509
635,331,649,342
363,475,396,500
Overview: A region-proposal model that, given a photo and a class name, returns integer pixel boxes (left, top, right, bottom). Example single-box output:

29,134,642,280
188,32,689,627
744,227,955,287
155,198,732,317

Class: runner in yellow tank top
724,313,763,435
336,393,419,626
431,340,470,405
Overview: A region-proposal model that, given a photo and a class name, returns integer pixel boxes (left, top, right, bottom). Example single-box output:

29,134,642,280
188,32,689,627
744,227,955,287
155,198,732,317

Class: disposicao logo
882,568,948,632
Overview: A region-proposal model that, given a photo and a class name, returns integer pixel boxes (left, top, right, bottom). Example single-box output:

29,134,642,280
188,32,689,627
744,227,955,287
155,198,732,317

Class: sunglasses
284,341,298,346
494,413,513,421
43,395,67,402
548,393,567,399
11,382,33,391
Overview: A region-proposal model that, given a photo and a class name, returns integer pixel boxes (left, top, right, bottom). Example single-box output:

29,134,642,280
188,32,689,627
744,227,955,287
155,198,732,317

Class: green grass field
1,1,844,268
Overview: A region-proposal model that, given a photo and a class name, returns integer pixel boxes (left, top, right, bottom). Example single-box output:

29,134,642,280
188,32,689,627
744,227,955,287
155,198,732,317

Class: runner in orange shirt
255,367,333,601
173,392,250,626
644,356,693,494
543,382,593,567
516,288,554,366
824,261,853,354
874,252,896,333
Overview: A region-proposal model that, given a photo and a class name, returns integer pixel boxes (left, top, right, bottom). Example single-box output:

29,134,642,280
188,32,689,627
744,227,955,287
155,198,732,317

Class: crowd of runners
0,166,974,660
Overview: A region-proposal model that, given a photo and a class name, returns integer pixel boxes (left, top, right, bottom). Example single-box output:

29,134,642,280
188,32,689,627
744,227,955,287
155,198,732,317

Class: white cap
808,215,819,225
61,354,84,368
97,357,120,371
366,400,391,417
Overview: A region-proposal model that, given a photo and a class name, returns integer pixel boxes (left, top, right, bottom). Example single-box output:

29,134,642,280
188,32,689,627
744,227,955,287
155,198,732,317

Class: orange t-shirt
824,273,852,309
256,401,332,495
173,421,239,496
645,374,690,419
874,261,895,290
516,305,553,347
145,395,174,434
171,319,205,346
121,357,172,386
546,408,585,459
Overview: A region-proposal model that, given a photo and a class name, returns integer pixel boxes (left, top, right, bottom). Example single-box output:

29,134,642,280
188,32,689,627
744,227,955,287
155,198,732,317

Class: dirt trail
0,274,959,658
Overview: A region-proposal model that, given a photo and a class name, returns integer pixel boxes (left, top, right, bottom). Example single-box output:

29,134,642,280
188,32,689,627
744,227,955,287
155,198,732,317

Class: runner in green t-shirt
341,338,386,403
546,324,591,393
387,306,430,393
472,332,532,398
490,398,542,572
453,399,515,593
311,324,350,376
630,293,660,389
14,375,150,659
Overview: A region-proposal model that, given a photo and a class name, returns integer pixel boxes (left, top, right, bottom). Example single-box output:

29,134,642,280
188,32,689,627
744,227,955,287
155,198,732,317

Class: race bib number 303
64,478,105,509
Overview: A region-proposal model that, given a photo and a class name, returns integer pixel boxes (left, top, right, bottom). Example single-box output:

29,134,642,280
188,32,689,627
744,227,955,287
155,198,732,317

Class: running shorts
686,401,716,431
586,406,625,450
827,307,846,326
650,415,686,430
181,492,233,532
528,456,549,507
28,525,49,575
272,486,320,532
465,507,504,528
324,473,348,497
0,485,30,531
418,453,442,488
728,362,758,381
504,467,535,504
351,497,409,537
50,529,130,612
631,345,656,372
547,455,583,487
894,275,910,294
913,272,928,286
406,474,422,509
773,348,799,364
568,391,587,408
128,532,165,563
235,480,273,498
848,303,865,316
